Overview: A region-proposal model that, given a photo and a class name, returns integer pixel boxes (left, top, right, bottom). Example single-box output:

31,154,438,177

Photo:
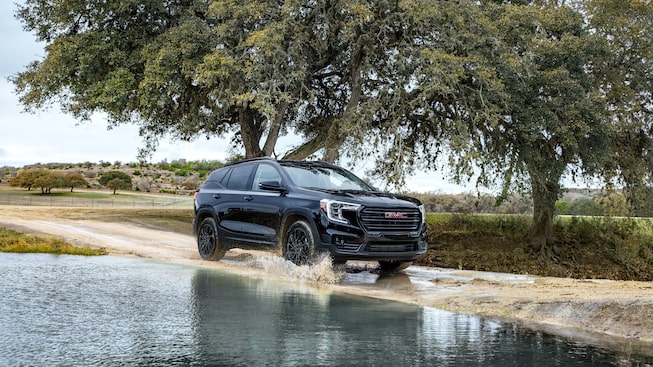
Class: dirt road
1,205,652,357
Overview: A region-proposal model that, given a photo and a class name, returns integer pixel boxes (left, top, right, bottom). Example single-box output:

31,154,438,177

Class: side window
202,168,229,189
225,164,255,190
252,164,282,191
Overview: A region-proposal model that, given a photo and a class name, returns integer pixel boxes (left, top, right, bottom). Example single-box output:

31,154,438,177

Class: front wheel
283,220,317,266
197,217,226,261
378,260,412,272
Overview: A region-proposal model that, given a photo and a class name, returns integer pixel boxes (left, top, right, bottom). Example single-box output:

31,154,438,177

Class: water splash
250,253,345,284
222,250,346,284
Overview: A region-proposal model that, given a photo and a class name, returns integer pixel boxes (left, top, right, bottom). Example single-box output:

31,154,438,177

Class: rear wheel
283,220,317,266
378,260,412,272
197,217,226,261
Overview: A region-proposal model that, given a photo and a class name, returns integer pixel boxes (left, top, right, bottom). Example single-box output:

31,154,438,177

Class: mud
1,205,652,357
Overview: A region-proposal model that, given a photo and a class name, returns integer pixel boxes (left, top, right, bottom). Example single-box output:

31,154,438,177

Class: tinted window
225,164,255,190
282,164,373,191
207,168,229,183
252,164,282,191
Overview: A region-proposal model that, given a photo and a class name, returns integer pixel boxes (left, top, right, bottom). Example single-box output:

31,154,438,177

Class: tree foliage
9,169,48,191
9,169,77,194
99,171,132,194
583,0,653,214
11,0,653,256
65,173,89,192
12,0,422,162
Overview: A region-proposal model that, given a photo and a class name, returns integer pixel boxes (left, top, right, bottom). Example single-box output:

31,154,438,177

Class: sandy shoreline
1,205,652,358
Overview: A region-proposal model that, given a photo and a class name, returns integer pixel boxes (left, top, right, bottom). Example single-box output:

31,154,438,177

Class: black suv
192,158,428,270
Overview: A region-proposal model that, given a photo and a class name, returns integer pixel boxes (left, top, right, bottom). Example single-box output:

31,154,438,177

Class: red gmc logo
384,212,408,219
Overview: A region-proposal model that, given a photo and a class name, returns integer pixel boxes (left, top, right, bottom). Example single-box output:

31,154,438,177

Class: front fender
279,207,322,249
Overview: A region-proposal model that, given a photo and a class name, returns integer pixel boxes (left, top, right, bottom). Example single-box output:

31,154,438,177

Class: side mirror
258,180,287,193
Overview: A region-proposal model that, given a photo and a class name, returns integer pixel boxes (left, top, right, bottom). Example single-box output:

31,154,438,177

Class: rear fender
193,208,216,236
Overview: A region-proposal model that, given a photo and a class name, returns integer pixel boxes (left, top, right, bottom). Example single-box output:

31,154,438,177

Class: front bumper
319,223,428,262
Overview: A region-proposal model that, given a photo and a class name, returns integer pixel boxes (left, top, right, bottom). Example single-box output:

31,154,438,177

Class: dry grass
0,228,106,256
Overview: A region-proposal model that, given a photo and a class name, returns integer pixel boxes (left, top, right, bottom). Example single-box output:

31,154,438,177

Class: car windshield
281,163,374,192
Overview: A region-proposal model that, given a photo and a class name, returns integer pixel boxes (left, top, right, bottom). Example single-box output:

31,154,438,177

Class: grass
0,185,193,208
418,213,653,280
0,228,106,256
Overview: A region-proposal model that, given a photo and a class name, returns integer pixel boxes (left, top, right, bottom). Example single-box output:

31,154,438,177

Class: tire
197,217,226,261
283,220,317,266
378,260,412,272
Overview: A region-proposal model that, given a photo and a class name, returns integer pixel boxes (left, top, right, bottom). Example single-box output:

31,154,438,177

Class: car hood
307,188,421,208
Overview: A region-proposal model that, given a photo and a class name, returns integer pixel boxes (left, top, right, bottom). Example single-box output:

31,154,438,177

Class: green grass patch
0,186,193,208
0,228,106,256
419,213,653,280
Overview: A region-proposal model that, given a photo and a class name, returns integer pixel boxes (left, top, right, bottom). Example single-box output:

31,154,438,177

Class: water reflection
189,268,620,366
0,253,642,366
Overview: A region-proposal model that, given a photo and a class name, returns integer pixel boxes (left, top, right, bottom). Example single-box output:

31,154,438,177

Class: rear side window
225,164,255,190
202,168,229,189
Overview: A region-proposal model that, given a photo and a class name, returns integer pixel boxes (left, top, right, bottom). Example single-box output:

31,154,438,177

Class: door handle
213,194,221,199
244,195,253,201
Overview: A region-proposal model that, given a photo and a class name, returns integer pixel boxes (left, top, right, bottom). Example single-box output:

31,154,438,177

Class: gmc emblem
384,212,408,219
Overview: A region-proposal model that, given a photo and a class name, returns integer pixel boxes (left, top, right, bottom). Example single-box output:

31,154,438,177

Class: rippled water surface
0,253,642,366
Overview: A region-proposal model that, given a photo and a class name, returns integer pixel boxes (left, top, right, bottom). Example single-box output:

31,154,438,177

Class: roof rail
224,156,275,166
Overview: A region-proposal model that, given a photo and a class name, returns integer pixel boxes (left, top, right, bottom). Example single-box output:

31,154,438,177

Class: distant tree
9,169,49,191
566,198,604,217
105,178,132,194
65,172,88,192
99,171,132,194
32,171,67,194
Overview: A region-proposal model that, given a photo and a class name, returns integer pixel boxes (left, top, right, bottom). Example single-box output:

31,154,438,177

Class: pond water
0,253,646,366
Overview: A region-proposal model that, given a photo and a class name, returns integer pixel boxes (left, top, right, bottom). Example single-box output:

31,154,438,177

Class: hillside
0,160,224,196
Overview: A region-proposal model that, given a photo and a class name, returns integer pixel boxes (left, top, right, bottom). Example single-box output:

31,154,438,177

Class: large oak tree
585,0,653,214
13,0,426,162
12,0,653,258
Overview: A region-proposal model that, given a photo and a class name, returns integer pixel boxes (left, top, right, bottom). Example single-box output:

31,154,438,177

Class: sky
0,1,472,194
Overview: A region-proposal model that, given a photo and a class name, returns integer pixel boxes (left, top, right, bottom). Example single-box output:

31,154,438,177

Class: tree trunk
322,126,345,163
528,177,560,261
282,136,323,160
239,108,263,158
322,32,364,163
262,102,289,157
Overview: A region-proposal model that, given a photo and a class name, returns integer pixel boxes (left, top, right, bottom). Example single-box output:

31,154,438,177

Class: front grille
359,207,421,233
364,242,418,252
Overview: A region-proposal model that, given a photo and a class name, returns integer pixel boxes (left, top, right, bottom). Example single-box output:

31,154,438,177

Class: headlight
320,199,361,224
418,204,426,224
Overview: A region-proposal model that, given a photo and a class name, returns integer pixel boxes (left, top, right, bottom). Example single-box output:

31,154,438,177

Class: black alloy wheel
284,221,316,266
197,217,226,261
